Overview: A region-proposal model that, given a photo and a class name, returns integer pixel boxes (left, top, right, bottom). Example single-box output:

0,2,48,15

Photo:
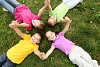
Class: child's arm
37,0,50,17
9,20,29,28
60,17,72,35
44,0,52,12
15,23,29,28
41,45,55,60
34,49,45,58
47,4,52,12
9,21,24,38
12,27,24,38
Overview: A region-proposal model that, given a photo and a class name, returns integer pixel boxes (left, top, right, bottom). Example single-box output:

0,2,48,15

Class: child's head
31,33,41,44
48,16,56,26
46,31,56,41
32,20,44,29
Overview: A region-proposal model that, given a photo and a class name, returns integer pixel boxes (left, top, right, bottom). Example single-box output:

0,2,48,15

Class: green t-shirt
49,3,69,23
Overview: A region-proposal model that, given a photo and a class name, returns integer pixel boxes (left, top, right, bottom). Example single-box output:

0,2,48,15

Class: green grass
0,0,100,67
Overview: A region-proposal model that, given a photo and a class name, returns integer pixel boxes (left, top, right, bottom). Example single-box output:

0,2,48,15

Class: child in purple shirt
0,0,50,30
41,17,99,67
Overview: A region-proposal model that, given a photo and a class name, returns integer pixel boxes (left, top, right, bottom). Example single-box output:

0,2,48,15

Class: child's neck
53,36,57,41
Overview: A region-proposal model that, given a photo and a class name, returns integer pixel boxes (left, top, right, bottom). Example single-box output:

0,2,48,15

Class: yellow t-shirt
7,34,39,64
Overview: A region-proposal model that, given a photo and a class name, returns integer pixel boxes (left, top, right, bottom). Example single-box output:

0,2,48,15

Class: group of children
0,0,99,67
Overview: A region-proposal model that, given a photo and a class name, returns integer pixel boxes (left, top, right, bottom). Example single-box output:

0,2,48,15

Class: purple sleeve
58,32,64,36
52,42,56,48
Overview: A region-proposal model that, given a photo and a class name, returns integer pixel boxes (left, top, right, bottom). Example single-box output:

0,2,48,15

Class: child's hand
9,20,18,28
41,55,46,60
44,0,50,6
15,21,19,27
9,22,16,28
64,17,72,24
40,52,46,60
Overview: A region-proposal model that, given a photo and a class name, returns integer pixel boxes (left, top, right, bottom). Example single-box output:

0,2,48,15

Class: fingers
9,23,15,28
9,20,18,28
64,17,72,23
44,0,50,5
40,52,46,60
41,55,46,60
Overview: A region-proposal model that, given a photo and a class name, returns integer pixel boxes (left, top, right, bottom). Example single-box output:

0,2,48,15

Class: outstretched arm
47,4,52,12
34,49,45,59
37,0,50,17
41,45,55,60
16,23,29,28
9,21,24,38
12,27,24,38
60,17,72,35
44,0,52,12
9,20,29,28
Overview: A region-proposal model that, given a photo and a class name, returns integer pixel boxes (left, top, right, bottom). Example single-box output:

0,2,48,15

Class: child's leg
5,0,21,8
64,0,83,9
78,46,99,67
0,0,14,14
69,46,94,67
0,53,7,66
2,58,16,67
92,60,99,67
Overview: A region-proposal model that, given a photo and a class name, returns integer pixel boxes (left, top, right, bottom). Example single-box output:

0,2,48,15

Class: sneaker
3,7,8,12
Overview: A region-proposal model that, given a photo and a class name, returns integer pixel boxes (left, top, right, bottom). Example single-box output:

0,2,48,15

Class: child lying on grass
0,21,45,67
0,0,50,30
41,17,99,67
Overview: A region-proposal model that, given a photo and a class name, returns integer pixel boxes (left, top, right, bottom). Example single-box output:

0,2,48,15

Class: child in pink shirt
0,0,50,30
41,17,99,67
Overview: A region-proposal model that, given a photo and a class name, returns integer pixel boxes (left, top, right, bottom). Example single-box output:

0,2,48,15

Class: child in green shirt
45,0,83,26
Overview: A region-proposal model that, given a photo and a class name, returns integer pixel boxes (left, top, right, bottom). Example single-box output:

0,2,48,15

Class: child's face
48,16,56,26
46,31,56,41
32,20,43,29
31,33,41,44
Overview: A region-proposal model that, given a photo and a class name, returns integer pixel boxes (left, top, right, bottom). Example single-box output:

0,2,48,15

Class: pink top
14,4,40,30
52,32,75,55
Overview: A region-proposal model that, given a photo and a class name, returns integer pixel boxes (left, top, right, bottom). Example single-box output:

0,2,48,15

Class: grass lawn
0,0,100,67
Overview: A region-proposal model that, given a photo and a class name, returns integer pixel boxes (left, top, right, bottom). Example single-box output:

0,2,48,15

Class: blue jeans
0,53,16,67
0,0,21,14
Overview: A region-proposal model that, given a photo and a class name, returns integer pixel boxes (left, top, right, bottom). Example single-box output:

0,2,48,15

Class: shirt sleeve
26,23,32,30
23,34,31,40
33,44,39,51
58,32,64,36
52,42,56,48
36,15,41,20
49,11,54,17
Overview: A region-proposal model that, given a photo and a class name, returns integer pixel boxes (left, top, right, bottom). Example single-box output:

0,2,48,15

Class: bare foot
99,65,100,67
3,7,8,12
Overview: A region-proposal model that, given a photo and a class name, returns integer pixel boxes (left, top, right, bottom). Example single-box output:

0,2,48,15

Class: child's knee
69,55,78,64
70,54,83,65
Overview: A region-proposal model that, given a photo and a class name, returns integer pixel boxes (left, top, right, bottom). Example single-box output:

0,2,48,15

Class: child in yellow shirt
0,21,44,67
